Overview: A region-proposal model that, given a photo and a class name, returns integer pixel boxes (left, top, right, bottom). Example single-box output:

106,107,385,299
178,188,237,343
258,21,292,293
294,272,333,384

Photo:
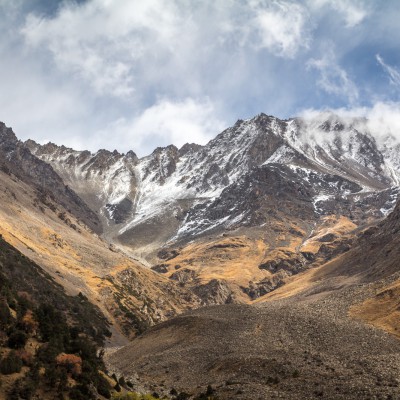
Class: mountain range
1,113,400,398
24,112,400,301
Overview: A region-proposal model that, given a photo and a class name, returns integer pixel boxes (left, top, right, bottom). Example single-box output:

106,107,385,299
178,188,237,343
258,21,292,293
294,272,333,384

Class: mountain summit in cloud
0,0,399,155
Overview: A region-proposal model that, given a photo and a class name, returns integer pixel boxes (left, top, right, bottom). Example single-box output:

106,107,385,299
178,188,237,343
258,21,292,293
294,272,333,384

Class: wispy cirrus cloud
376,54,400,87
307,48,359,104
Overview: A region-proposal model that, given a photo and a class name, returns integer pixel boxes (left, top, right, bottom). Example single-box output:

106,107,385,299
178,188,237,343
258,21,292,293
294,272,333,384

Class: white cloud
300,102,400,145
21,0,184,98
376,54,400,87
0,44,91,149
20,0,312,103
363,102,400,142
250,1,311,57
0,0,397,158
309,0,369,27
0,0,22,17
95,98,226,156
307,48,359,104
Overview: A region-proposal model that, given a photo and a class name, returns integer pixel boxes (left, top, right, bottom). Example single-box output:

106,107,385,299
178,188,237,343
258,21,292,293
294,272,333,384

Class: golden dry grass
162,236,270,287
300,215,357,254
156,215,360,305
0,172,190,343
349,280,400,339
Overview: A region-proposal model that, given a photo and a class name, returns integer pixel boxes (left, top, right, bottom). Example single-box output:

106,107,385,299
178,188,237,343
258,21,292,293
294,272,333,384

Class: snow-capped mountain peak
25,113,400,255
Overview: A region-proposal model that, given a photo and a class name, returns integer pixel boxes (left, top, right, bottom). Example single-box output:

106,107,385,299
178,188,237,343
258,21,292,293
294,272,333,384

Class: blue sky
1,0,400,156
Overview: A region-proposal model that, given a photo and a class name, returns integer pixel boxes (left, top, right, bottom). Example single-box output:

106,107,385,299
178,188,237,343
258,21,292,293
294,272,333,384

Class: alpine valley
1,112,400,398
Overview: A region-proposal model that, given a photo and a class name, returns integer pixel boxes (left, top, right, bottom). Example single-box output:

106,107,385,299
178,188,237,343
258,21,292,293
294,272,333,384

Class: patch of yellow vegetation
161,236,269,287
350,280,400,339
254,249,361,303
300,215,357,254
156,216,358,304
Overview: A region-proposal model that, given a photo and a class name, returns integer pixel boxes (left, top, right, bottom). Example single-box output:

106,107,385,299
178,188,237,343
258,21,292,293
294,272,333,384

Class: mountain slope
0,128,200,342
2,113,400,398
0,234,110,342
24,113,400,304
313,197,400,338
0,123,101,234
0,235,113,399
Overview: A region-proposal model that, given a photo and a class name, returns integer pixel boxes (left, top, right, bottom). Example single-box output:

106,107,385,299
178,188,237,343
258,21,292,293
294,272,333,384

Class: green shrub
97,375,111,399
118,375,126,387
195,384,219,400
44,365,59,386
57,369,68,393
175,392,191,400
15,294,32,319
9,378,37,400
69,384,95,400
206,385,215,396
114,382,122,392
37,340,63,364
7,329,27,349
0,351,23,374
35,304,69,342
111,393,160,400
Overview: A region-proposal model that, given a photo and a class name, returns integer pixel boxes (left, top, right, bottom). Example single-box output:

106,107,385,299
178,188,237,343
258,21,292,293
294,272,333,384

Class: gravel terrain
107,279,400,399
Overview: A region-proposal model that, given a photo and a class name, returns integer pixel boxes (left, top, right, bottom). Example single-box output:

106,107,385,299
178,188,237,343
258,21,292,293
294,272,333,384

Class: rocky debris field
106,279,400,399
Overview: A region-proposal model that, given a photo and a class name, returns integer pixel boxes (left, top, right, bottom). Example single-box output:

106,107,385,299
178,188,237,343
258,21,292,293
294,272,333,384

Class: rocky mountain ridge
0,123,102,234
106,182,400,400
26,113,400,251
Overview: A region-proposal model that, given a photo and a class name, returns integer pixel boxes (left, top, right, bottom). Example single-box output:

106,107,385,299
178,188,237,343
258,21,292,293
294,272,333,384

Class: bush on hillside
7,329,27,349
0,351,23,374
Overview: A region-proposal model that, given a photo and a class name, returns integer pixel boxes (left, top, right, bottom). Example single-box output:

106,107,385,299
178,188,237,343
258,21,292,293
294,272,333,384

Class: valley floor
106,274,400,399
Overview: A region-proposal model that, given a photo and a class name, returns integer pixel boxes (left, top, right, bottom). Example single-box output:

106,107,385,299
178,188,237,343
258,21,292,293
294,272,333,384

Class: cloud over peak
0,0,398,155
